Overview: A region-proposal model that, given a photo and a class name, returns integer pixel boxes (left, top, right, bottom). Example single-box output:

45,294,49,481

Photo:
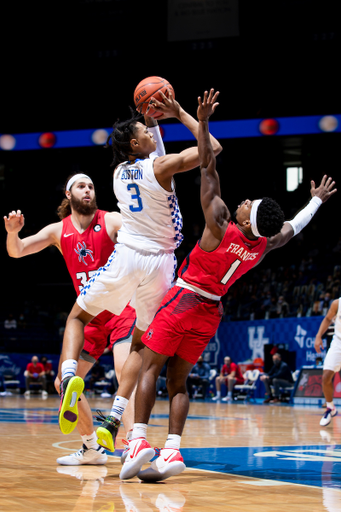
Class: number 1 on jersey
127,184,143,212
220,259,242,285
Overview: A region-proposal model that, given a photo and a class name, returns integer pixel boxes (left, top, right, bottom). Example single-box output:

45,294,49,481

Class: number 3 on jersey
127,184,143,212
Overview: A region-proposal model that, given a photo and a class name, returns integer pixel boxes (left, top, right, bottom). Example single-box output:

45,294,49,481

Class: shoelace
93,409,118,426
154,447,161,458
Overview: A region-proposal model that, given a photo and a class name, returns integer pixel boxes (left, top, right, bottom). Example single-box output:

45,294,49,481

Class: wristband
287,196,322,236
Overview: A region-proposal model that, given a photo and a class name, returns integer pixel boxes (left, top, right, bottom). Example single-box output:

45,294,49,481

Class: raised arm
264,175,337,255
152,91,222,183
4,210,61,258
197,90,230,243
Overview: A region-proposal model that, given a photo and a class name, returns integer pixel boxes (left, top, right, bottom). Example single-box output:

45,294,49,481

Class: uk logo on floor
181,444,341,489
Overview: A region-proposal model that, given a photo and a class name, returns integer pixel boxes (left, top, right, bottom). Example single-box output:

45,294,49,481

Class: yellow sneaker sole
59,376,84,434
96,426,115,452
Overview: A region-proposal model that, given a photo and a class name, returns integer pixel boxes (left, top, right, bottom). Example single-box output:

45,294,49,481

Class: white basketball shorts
77,243,176,332
323,335,341,372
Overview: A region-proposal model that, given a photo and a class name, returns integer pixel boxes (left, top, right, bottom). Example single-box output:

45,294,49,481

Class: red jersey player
118,89,337,482
4,173,136,466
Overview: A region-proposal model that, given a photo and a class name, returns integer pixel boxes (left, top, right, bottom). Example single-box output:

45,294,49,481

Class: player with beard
4,173,137,465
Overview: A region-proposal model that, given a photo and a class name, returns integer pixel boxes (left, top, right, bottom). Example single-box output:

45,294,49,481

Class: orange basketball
134,76,175,119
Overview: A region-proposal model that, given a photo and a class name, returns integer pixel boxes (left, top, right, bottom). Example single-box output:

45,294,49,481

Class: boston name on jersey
114,155,183,253
121,169,143,180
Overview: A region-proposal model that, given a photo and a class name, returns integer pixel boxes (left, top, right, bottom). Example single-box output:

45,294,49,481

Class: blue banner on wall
202,316,325,371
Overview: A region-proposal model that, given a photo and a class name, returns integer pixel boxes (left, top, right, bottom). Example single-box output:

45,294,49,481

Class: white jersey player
315,297,341,426
58,90,222,449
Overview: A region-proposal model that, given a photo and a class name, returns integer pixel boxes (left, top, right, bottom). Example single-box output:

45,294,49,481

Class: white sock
164,434,181,450
132,423,148,440
61,359,77,381
228,391,232,398
81,431,98,450
216,391,221,398
110,395,129,421
327,401,335,410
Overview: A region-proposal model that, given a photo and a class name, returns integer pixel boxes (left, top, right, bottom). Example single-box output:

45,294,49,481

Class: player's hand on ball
197,89,220,121
146,90,181,120
4,210,25,233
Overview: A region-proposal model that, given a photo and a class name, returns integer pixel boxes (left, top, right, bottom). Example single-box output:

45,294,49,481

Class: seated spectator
187,356,211,399
40,356,55,393
212,356,245,402
88,359,106,390
25,356,47,397
4,313,17,330
261,353,293,403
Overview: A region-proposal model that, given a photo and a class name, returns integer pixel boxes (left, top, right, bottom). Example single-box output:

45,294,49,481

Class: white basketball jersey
113,154,183,253
334,298,341,339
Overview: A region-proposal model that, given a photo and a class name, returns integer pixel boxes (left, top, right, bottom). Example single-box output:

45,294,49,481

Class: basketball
134,76,175,119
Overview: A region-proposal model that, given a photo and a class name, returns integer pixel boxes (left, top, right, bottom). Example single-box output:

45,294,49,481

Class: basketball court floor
0,395,340,511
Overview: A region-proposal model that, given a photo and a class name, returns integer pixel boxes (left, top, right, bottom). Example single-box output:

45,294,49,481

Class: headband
250,199,262,237
66,174,93,191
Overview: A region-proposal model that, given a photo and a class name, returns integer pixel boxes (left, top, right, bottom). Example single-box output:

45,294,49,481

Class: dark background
1,0,340,324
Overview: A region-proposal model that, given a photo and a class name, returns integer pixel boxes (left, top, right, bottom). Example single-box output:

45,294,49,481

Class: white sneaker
42,390,48,399
119,438,155,480
24,390,30,397
320,407,338,427
137,448,186,482
56,444,107,465
120,439,130,465
222,396,232,402
211,395,221,401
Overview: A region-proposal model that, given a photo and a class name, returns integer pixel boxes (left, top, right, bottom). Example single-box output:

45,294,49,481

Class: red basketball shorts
142,286,223,364
83,304,136,360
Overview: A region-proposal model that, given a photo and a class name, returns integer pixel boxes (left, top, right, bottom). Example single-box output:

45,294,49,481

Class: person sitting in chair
25,356,47,398
212,356,244,402
261,353,293,403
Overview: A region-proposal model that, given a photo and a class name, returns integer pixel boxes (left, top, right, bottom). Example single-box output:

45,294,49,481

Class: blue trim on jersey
115,318,136,343
167,194,183,248
80,249,116,297
154,287,184,318
180,252,191,278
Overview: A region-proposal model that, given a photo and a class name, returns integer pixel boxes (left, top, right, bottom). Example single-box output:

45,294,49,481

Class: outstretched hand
4,210,25,233
310,175,337,203
197,89,220,122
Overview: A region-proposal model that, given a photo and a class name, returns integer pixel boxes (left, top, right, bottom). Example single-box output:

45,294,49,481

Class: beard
70,194,98,216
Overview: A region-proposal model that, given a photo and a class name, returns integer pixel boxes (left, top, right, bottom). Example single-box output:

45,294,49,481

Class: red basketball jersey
178,221,267,298
61,210,115,295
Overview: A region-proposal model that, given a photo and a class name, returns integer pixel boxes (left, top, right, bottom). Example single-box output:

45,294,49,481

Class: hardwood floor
0,395,340,511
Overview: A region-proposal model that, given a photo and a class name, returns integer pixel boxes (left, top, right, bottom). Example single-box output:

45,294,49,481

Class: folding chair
233,369,260,402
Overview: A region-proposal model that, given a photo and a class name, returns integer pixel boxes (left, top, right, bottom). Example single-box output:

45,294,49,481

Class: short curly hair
256,197,285,237
106,108,143,168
